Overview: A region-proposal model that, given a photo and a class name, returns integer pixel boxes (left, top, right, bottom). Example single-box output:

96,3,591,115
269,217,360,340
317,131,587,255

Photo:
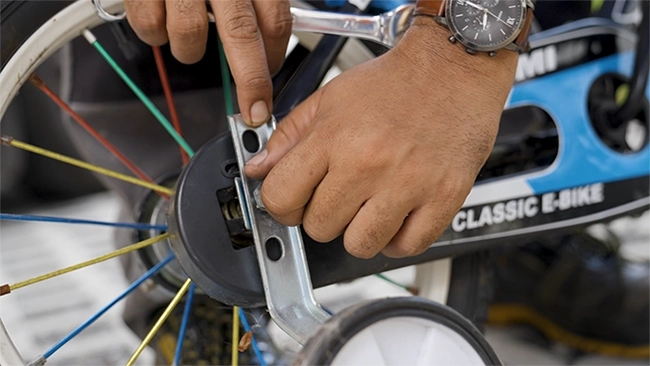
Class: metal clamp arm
228,115,329,345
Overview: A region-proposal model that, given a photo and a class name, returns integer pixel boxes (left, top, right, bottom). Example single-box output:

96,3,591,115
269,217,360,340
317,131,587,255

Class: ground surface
1,192,647,365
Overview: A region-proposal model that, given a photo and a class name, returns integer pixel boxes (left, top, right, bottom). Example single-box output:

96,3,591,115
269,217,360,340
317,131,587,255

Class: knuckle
263,14,292,40
344,231,377,259
129,13,165,34
239,69,271,91
302,219,335,243
261,183,295,219
222,8,260,42
170,16,207,39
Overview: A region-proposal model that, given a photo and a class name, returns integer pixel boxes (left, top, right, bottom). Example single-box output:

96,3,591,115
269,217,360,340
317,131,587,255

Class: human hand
124,0,292,126
245,17,517,258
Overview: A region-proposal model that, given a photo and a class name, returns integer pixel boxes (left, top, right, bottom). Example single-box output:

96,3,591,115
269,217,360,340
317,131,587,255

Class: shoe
489,228,650,358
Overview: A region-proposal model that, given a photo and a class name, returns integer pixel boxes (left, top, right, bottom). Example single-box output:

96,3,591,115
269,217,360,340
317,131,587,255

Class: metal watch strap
413,0,535,52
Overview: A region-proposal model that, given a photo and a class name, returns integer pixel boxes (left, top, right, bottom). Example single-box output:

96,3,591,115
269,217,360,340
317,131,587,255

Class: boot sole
488,304,650,359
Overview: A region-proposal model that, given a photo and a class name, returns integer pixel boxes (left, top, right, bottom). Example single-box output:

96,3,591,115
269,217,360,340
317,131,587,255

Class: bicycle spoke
152,46,189,165
27,73,168,200
35,254,176,364
0,233,168,296
0,136,174,196
238,308,267,366
126,278,192,366
232,305,241,366
172,282,195,366
0,213,166,231
81,30,195,158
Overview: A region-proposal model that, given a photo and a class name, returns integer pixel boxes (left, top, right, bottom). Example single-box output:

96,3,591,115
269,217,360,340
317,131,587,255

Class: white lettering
478,206,494,227
452,211,466,232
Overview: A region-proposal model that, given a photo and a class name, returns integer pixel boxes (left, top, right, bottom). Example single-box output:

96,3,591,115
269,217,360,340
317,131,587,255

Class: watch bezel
445,0,528,52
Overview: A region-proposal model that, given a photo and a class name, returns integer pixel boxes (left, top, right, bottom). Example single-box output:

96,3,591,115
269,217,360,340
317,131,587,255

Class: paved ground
0,193,647,365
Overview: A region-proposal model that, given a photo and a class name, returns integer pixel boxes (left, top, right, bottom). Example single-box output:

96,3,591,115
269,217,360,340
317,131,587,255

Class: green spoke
81,30,195,158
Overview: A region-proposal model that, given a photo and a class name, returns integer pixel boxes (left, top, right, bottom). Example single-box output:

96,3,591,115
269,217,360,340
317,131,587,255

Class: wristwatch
413,0,536,55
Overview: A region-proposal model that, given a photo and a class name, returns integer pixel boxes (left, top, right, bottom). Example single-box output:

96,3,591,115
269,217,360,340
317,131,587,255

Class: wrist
391,15,518,84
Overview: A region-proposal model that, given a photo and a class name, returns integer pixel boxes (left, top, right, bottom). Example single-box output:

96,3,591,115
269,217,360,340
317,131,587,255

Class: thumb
244,90,322,180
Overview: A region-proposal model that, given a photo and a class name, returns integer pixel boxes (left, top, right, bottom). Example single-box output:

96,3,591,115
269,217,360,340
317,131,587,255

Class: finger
259,129,329,226
381,205,448,258
301,171,367,243
165,0,209,64
210,0,272,127
124,0,168,46
343,193,411,259
252,0,292,75
244,90,321,179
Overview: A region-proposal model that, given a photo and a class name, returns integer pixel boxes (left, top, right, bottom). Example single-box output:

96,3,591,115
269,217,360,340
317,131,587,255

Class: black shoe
489,228,649,358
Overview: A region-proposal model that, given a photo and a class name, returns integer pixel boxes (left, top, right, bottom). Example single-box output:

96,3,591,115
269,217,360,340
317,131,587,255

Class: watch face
447,0,526,52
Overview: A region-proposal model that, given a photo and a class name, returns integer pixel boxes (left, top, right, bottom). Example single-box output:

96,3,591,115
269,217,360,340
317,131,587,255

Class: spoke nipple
28,73,45,88
28,355,47,366
0,284,11,296
0,135,14,146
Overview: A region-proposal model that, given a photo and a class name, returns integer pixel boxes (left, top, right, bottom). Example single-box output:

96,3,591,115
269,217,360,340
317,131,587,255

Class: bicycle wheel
0,0,491,364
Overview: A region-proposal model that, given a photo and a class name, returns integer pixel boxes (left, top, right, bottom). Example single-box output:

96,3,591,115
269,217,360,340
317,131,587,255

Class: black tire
447,251,494,331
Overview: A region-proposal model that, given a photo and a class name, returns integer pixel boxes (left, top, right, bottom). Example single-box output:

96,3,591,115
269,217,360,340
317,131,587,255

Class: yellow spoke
126,278,192,366
232,306,241,366
0,234,168,296
0,136,174,196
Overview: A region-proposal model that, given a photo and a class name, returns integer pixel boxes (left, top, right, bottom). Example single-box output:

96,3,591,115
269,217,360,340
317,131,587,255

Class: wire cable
126,278,193,366
0,234,168,296
0,213,166,231
0,135,174,196
42,254,175,359
172,282,196,366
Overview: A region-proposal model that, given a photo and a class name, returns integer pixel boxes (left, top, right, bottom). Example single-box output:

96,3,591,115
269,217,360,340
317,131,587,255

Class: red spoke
152,46,189,164
28,74,169,200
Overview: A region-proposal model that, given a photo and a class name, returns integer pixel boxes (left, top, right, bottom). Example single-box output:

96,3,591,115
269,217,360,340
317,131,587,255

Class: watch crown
465,48,477,55
448,36,457,43
489,51,497,57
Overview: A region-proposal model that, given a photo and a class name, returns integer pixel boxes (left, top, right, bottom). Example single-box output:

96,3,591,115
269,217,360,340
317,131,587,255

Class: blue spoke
173,282,196,366
0,213,166,231
238,308,267,366
42,254,175,359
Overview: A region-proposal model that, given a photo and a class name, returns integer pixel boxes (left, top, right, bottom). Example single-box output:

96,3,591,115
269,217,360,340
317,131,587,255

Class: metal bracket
228,114,329,344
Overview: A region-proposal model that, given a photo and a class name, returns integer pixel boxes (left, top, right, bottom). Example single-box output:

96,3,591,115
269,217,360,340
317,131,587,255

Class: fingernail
250,100,270,126
247,149,268,167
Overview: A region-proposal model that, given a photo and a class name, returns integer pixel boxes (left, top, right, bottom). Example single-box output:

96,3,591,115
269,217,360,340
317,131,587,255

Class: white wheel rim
331,316,485,366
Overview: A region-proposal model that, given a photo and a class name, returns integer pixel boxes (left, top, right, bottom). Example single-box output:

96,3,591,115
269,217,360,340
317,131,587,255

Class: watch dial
448,0,525,50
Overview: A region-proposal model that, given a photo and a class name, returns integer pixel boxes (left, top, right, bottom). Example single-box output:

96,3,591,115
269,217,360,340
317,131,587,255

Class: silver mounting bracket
228,114,330,344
